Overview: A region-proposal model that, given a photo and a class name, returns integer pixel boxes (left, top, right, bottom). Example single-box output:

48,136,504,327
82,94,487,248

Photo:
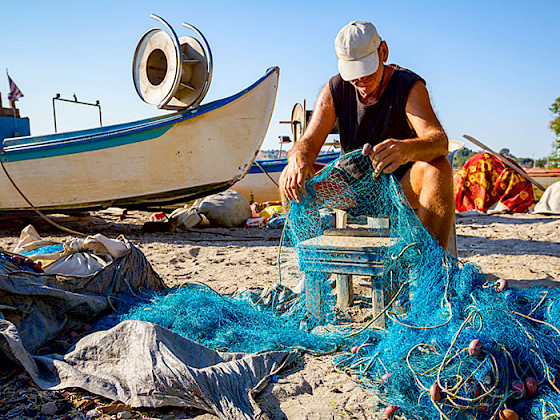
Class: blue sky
2,0,559,159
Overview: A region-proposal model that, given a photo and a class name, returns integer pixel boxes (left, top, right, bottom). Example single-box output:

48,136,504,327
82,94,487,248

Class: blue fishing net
119,149,559,419
120,283,337,353
20,244,64,256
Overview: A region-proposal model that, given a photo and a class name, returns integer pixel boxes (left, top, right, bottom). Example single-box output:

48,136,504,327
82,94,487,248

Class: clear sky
2,0,559,159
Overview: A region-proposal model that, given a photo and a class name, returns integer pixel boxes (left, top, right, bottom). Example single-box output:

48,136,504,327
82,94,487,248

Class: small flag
7,74,24,101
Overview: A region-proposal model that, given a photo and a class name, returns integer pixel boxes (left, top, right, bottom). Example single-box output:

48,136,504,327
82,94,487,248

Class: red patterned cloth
454,153,535,213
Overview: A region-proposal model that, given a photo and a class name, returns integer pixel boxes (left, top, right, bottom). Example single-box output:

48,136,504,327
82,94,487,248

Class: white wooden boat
233,140,467,203
526,168,560,201
0,67,279,212
232,151,338,202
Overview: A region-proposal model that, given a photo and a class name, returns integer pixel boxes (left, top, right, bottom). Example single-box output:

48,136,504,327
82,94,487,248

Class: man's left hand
362,140,409,174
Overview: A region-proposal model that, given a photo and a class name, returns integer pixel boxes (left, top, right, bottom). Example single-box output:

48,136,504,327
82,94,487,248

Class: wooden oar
463,134,546,191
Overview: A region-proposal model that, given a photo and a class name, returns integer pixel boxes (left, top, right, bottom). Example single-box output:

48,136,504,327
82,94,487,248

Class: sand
0,210,559,419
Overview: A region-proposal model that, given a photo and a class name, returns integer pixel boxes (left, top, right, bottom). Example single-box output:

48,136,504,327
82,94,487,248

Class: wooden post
447,216,458,258
371,287,385,328
335,209,353,307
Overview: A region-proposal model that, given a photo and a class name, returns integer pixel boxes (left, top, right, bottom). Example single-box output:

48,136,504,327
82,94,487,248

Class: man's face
349,69,382,98
348,42,387,98
350,72,378,89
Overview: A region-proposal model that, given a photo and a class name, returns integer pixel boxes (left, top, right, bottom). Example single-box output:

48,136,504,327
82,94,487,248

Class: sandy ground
0,210,559,419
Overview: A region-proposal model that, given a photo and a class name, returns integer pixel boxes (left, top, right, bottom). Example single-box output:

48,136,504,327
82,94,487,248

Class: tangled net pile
121,150,560,419
282,150,560,419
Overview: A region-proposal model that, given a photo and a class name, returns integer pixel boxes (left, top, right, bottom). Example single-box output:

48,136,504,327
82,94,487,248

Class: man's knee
410,156,453,190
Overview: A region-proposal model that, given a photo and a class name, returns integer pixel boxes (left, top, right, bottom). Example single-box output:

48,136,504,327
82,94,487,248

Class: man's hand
279,152,315,203
278,82,337,203
362,140,409,175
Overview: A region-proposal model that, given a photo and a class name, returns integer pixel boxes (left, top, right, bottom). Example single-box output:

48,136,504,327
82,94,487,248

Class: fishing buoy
494,278,508,292
351,346,359,354
499,409,519,420
466,381,481,398
133,14,213,110
430,383,442,402
468,339,482,357
381,373,392,382
525,377,538,396
384,405,398,419
511,379,525,399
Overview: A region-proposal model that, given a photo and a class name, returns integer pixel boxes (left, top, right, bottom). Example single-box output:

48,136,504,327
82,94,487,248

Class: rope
254,160,280,187
0,157,87,237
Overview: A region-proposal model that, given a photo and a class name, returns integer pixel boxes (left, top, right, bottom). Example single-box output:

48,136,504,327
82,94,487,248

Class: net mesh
120,150,560,419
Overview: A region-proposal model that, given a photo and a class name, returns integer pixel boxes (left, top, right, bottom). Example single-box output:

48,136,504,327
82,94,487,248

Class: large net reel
132,14,213,110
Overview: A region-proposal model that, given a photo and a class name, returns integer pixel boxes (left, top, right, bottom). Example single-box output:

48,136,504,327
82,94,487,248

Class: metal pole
12,106,18,136
52,97,58,133
52,94,101,132
97,102,102,127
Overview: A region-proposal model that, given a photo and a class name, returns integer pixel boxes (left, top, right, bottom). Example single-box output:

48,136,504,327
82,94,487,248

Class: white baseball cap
335,21,382,81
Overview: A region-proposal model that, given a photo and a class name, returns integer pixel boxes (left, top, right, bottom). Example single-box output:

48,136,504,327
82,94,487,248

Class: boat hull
232,151,339,202
0,68,279,211
526,168,560,201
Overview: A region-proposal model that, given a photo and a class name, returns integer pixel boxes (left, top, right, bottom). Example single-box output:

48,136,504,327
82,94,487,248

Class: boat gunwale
1,67,279,156
247,151,339,174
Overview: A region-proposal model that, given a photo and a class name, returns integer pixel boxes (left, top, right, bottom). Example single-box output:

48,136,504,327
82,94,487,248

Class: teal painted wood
0,116,30,142
3,126,170,162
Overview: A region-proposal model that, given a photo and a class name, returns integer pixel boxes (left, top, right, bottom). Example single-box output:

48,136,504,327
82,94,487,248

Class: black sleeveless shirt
328,65,425,179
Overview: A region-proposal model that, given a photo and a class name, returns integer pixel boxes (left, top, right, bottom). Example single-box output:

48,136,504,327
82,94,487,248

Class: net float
525,377,538,396
381,373,392,382
384,405,398,419
468,339,482,357
511,379,525,399
466,381,481,398
494,278,508,292
499,409,519,420
351,346,359,354
430,382,442,401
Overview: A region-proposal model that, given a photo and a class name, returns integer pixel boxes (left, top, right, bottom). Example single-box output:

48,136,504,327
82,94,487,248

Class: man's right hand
279,82,337,203
279,151,315,203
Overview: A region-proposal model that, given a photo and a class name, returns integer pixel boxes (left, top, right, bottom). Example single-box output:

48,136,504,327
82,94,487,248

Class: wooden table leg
336,274,353,307
371,288,385,328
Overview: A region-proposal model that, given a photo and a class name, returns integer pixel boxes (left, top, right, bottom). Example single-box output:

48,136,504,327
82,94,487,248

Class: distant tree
453,147,477,169
534,157,548,168
547,97,560,168
514,157,534,168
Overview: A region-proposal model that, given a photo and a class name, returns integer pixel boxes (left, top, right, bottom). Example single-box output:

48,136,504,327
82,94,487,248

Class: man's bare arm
280,83,337,202
365,81,448,174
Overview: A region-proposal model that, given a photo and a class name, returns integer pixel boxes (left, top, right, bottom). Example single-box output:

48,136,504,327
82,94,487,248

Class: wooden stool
297,212,396,327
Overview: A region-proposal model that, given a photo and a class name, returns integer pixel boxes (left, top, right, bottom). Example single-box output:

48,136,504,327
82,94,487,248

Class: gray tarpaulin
0,238,296,420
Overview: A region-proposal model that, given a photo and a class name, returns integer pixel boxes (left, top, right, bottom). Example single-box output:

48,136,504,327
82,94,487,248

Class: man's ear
380,41,389,63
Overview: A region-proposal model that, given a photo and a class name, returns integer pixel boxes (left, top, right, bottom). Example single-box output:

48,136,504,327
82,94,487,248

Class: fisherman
279,20,454,247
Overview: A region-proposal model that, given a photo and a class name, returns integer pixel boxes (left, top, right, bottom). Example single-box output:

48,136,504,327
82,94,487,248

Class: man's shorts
393,161,414,181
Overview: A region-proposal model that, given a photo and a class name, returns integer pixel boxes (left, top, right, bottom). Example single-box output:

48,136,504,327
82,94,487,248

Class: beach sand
0,210,559,419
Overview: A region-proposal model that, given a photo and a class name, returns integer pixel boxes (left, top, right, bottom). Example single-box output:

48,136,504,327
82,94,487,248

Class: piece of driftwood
463,134,546,191
98,207,128,218
0,213,92,230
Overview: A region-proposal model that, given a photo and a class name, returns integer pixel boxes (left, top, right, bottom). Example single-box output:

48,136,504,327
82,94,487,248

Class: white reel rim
132,28,180,106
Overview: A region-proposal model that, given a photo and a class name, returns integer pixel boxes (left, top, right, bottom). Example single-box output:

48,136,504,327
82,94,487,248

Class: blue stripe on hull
3,126,170,162
248,151,339,174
